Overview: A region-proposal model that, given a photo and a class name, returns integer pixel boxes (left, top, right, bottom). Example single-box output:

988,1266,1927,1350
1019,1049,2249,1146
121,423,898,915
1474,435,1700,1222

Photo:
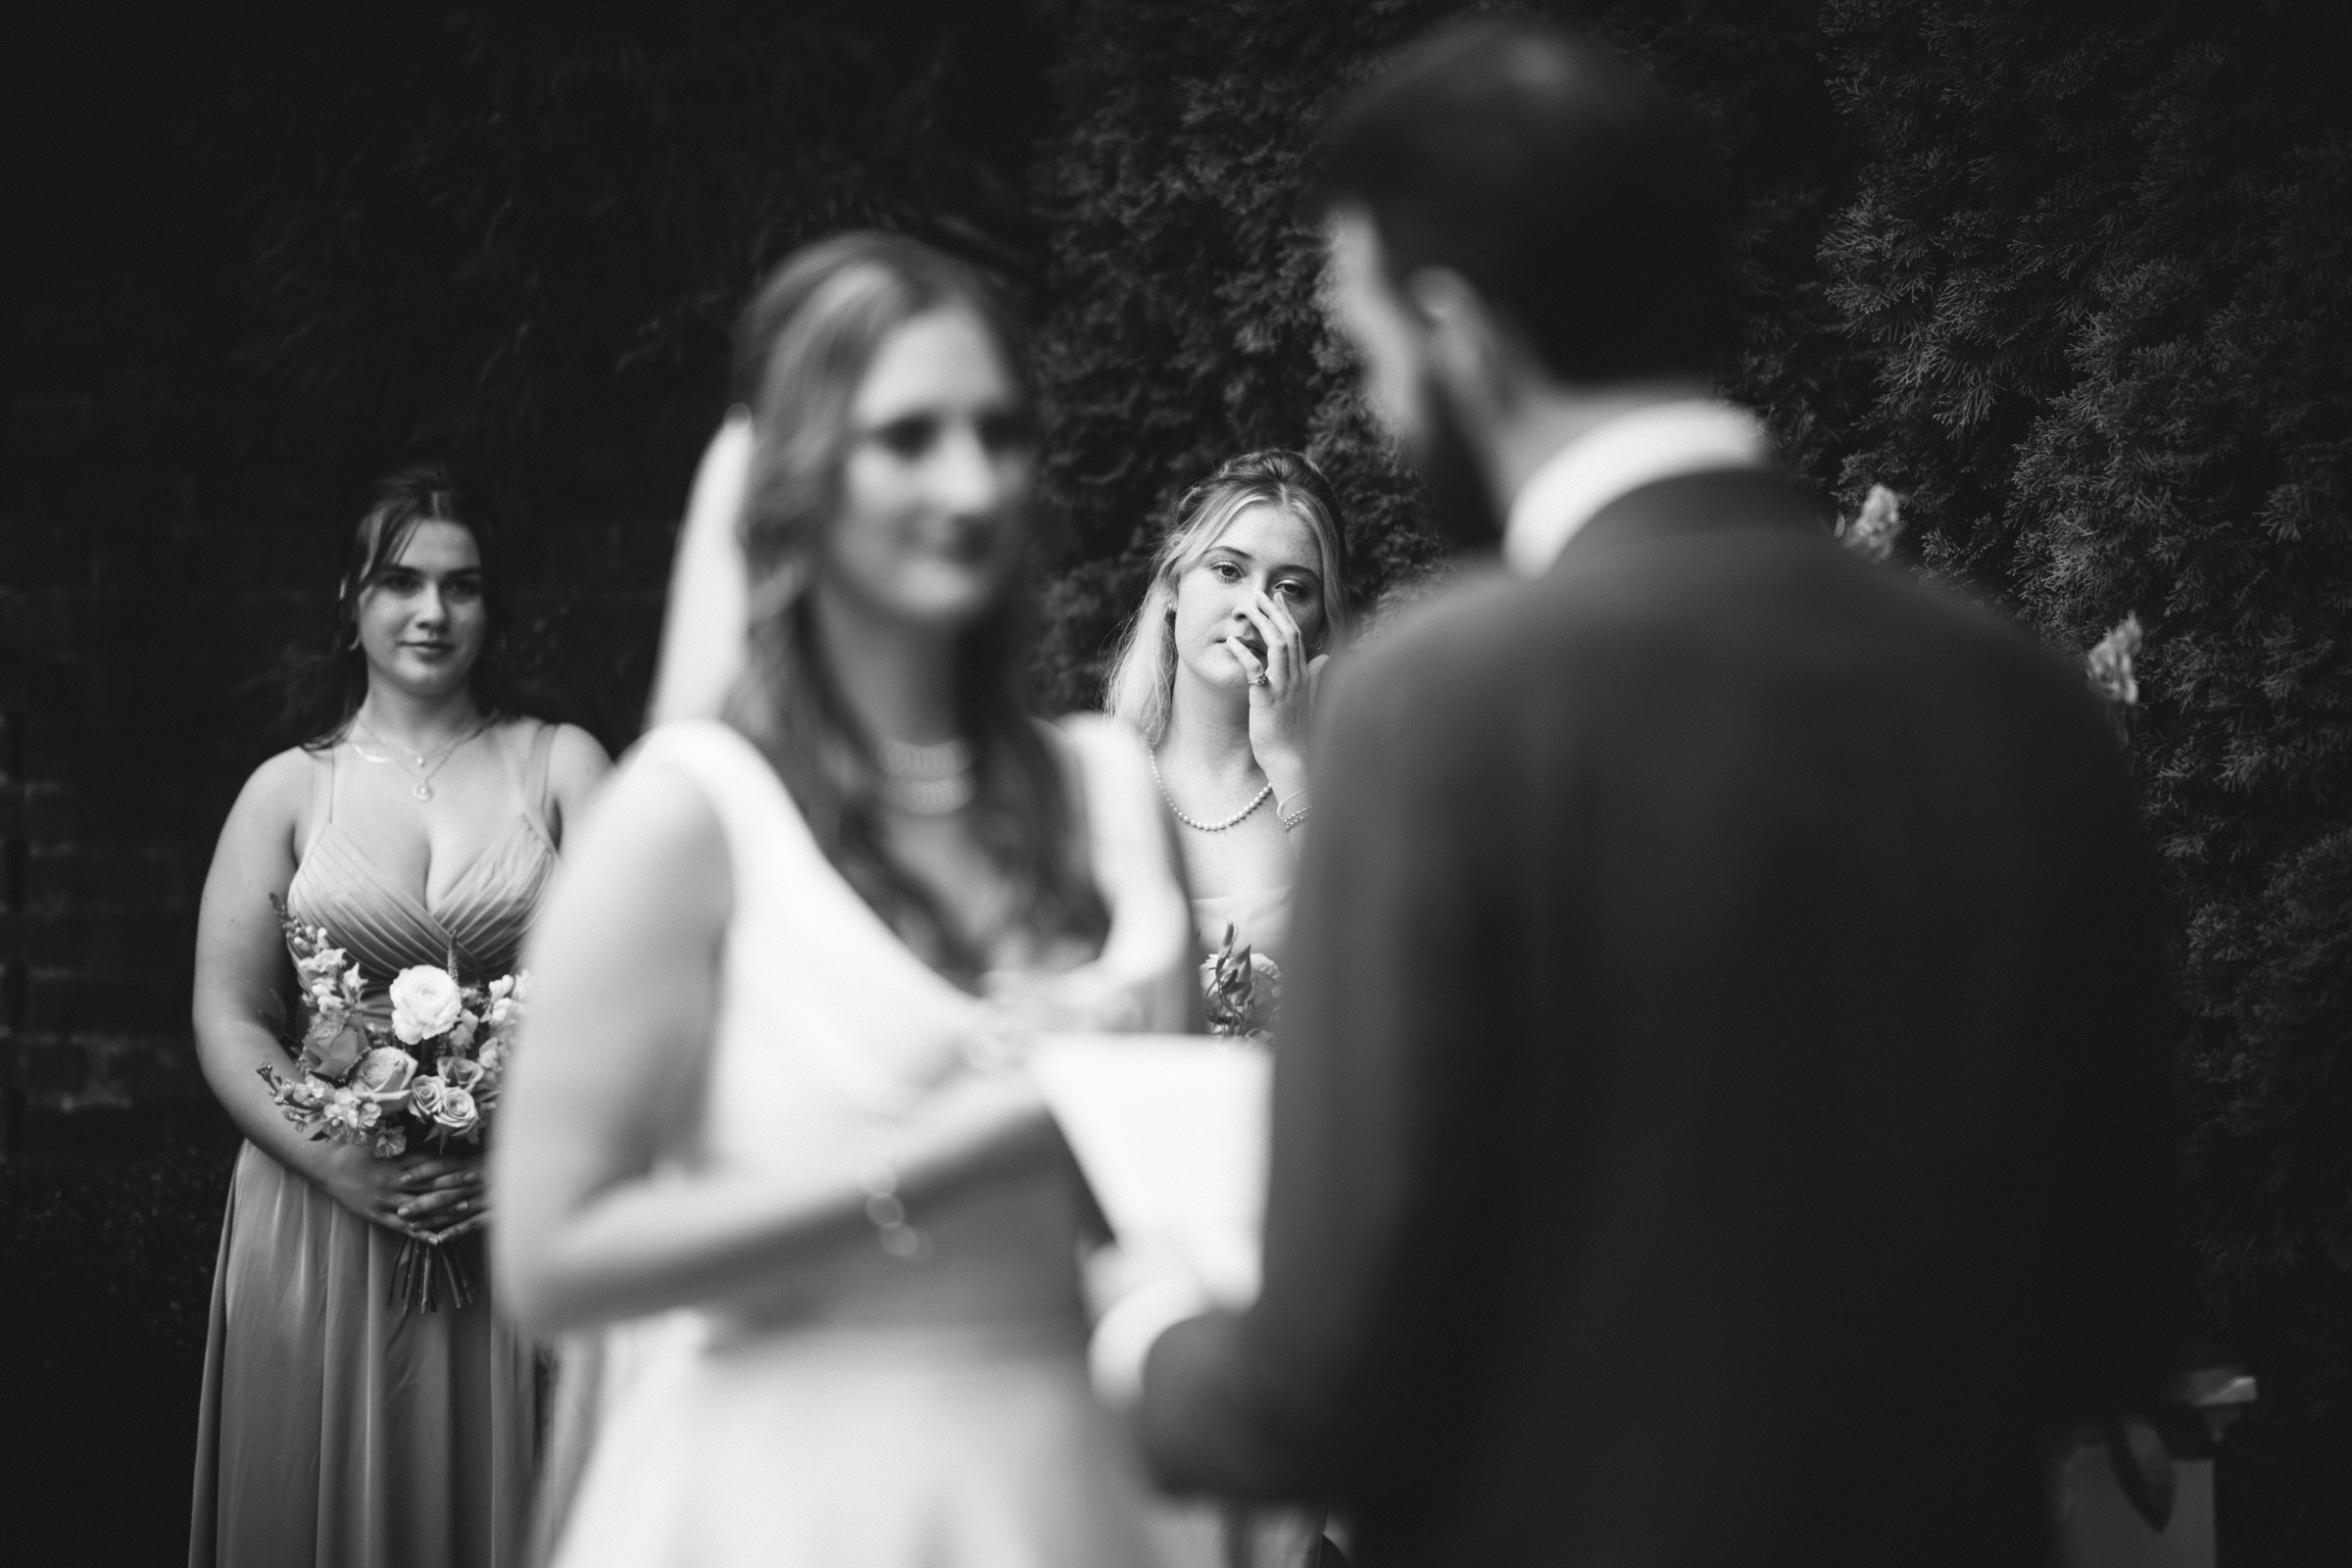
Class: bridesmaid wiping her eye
186,466,609,1568
1104,450,1353,1015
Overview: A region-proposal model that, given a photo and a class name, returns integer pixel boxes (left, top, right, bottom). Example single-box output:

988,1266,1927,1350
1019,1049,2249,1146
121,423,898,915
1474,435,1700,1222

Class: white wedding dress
546,714,1208,1568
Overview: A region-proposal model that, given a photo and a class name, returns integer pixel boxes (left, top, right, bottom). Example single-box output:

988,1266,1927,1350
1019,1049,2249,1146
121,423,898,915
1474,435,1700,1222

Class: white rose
388,966,465,1045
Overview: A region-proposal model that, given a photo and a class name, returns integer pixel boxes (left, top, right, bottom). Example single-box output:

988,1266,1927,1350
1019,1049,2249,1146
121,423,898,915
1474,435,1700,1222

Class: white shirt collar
1501,399,1769,578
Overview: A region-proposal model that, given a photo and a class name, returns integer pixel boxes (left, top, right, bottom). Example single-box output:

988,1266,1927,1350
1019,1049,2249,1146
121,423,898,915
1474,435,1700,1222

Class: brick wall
0,512,670,1152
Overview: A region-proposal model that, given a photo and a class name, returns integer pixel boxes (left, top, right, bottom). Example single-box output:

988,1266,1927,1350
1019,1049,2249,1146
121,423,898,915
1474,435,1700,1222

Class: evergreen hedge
1816,3,2352,1554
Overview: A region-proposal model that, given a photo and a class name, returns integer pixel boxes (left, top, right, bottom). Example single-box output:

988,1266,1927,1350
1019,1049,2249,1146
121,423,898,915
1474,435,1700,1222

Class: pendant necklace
1148,750,1270,833
351,713,487,803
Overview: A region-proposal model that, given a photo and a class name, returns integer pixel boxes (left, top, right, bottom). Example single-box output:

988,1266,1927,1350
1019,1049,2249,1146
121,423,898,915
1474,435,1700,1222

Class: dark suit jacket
1136,468,2180,1567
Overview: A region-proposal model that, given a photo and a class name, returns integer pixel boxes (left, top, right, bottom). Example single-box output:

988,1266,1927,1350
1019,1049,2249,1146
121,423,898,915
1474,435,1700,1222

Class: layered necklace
1148,749,1270,833
873,733,975,816
350,711,489,803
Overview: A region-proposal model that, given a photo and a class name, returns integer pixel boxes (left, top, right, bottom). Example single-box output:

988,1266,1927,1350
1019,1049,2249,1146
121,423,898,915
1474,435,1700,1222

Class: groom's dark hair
1315,17,1737,384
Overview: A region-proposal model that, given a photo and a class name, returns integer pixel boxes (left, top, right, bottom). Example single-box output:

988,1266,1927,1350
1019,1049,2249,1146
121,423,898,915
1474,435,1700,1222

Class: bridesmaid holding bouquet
187,467,609,1568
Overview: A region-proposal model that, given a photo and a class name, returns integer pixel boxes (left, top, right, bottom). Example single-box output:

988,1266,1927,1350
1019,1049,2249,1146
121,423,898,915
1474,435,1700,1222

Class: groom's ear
1403,268,1535,422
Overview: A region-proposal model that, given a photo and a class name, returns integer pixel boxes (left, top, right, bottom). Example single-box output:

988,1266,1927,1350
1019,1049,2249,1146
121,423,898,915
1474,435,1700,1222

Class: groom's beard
1409,369,1504,553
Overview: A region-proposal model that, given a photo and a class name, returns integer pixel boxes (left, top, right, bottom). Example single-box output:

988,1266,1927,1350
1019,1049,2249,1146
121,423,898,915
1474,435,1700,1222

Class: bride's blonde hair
1103,449,1352,747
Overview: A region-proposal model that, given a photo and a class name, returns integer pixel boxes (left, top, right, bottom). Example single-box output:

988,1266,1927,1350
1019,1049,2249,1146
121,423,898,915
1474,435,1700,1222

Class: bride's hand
1228,590,1327,800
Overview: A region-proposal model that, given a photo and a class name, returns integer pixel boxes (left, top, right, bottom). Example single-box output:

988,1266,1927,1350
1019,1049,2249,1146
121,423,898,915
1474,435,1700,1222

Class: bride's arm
493,758,1051,1338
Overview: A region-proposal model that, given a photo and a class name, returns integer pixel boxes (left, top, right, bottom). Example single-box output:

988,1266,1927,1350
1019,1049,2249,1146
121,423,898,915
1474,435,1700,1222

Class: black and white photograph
4,2,2347,1564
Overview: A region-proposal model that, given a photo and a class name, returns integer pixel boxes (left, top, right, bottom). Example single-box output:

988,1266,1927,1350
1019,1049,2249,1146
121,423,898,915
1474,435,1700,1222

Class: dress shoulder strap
522,718,561,834
301,742,338,858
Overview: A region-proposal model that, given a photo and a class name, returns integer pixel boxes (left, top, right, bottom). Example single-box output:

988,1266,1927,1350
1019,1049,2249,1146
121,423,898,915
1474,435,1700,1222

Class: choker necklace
351,713,487,803
1148,750,1271,833
873,734,975,816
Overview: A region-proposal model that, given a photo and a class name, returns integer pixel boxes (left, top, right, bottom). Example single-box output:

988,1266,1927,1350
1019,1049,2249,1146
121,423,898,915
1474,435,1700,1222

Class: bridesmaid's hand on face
1228,590,1327,797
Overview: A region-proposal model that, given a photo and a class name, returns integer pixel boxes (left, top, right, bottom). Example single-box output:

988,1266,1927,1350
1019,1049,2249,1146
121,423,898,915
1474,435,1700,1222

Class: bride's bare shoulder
532,744,731,954
1046,712,1157,805
1048,710,1149,768
572,742,724,864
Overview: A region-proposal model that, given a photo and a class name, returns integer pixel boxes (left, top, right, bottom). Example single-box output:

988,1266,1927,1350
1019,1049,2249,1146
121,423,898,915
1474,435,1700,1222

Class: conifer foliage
1821,5,2352,1551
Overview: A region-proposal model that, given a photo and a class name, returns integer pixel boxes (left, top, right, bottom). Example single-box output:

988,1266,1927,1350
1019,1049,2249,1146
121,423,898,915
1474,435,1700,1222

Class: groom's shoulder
1342,548,1642,688
1345,557,1516,669
1323,561,1567,742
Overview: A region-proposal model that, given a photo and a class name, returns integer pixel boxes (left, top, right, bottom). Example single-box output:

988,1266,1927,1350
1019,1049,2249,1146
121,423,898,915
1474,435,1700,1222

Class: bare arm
493,755,1053,1338
542,722,614,848
191,756,476,1235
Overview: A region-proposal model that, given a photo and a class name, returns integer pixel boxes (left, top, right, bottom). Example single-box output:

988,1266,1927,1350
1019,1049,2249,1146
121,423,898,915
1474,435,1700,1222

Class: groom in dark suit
1093,19,2182,1567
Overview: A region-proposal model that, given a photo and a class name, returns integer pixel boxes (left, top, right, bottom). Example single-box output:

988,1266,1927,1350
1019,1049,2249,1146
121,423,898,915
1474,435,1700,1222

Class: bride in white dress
494,232,1201,1568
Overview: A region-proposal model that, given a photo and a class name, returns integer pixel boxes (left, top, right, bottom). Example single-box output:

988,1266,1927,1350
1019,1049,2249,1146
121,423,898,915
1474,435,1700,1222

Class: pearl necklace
873,734,975,816
1148,750,1271,833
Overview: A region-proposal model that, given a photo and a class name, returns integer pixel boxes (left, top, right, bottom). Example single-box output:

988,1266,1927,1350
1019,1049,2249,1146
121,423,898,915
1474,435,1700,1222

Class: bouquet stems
392,1230,482,1313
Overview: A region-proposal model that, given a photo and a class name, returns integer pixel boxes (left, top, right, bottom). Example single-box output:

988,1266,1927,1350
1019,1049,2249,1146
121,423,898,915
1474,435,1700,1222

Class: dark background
4,1,2348,1562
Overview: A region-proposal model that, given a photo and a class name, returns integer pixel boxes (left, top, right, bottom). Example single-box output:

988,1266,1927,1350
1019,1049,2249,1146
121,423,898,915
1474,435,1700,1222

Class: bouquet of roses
260,895,527,1310
1201,923,1281,1041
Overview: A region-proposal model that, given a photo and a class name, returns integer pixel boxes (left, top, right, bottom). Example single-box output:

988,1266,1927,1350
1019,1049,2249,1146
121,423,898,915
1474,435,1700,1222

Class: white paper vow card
1029,1033,1270,1303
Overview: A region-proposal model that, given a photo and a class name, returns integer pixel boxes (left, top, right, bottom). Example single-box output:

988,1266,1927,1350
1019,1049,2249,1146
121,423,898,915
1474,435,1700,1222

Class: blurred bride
493,231,1204,1568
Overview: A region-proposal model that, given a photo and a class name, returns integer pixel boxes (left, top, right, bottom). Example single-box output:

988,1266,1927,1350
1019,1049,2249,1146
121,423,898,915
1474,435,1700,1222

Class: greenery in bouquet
1201,924,1280,1041
260,896,527,1308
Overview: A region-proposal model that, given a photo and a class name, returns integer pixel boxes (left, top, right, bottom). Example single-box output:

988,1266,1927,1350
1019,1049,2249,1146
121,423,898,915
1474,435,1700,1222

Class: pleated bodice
286,720,560,992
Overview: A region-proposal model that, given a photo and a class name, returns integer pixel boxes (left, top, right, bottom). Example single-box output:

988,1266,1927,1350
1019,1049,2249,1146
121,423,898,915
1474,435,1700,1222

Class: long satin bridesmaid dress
189,720,563,1568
